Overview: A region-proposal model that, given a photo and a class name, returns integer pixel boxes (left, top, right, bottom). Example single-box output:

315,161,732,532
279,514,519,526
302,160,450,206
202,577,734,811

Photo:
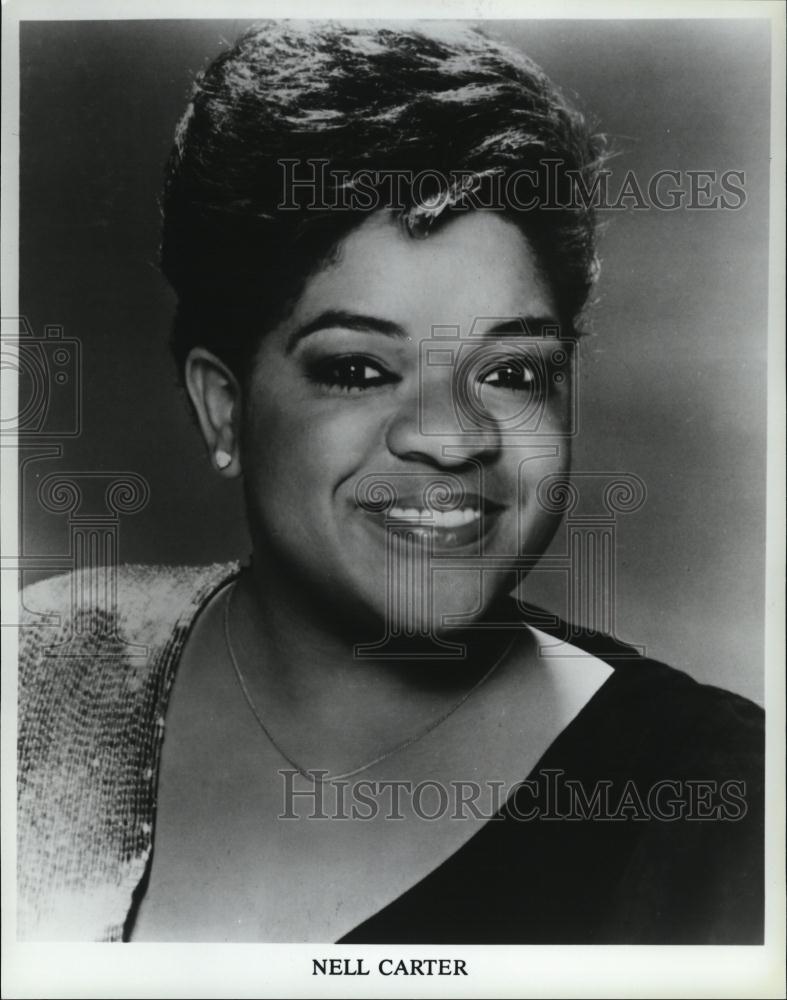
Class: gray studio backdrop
19,19,770,704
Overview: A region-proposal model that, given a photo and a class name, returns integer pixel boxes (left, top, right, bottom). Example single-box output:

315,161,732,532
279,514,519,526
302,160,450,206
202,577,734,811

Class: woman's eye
308,355,399,393
479,360,537,391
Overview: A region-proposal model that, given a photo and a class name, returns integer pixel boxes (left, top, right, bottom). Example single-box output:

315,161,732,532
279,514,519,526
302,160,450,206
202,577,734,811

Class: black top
339,607,765,944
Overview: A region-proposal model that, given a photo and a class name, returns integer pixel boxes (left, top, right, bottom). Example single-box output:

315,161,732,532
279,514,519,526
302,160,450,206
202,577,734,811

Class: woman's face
240,210,572,637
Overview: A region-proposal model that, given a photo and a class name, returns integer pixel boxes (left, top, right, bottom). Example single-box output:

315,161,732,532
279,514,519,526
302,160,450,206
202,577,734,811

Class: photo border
2,1,784,997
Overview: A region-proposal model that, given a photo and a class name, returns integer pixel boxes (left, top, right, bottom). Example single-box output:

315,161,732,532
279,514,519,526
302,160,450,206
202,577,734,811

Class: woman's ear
184,347,243,477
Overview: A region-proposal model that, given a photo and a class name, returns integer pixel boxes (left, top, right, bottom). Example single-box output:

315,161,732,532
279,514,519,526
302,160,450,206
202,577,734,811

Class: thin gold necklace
222,579,517,785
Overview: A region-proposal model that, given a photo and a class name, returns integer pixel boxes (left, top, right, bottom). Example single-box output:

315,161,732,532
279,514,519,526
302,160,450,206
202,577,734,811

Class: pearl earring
215,449,232,470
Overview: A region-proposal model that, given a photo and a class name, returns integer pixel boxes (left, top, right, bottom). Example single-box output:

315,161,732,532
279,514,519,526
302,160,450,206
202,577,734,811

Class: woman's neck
226,562,525,777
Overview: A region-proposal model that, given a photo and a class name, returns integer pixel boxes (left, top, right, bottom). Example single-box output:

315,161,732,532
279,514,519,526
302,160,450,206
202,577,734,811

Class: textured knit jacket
17,563,239,941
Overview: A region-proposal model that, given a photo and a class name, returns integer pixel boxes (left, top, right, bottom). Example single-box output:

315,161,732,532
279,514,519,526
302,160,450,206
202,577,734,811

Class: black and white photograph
2,1,784,997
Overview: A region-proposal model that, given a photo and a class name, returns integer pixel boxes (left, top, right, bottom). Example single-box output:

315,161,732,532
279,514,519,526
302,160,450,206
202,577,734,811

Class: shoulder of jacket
20,561,237,617
18,561,238,669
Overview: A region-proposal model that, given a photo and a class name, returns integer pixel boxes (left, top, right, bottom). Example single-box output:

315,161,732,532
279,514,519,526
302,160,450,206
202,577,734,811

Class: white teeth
388,506,481,527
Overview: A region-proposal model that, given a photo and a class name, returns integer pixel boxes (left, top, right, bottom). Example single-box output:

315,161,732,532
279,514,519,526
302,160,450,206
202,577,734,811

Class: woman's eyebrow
484,315,562,337
286,311,562,352
286,310,407,352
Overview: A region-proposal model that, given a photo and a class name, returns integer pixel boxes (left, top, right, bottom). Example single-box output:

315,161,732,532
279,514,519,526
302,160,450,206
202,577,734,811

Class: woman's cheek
246,398,386,498
288,402,390,471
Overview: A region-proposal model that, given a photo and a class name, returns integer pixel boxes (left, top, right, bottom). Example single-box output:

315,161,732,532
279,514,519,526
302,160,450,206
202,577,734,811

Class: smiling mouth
387,506,481,528
357,493,504,550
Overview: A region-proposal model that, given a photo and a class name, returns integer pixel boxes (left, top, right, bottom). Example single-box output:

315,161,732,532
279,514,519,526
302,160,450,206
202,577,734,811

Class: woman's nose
385,372,501,467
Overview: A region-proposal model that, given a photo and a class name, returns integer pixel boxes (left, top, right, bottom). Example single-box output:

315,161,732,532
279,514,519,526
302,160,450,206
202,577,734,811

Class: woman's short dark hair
161,21,606,381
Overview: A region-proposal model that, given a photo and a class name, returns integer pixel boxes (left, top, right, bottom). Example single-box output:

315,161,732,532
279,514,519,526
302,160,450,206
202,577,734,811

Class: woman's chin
350,569,512,651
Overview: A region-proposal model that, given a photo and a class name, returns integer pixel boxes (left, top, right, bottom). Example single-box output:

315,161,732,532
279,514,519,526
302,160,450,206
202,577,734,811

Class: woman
17,21,763,943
